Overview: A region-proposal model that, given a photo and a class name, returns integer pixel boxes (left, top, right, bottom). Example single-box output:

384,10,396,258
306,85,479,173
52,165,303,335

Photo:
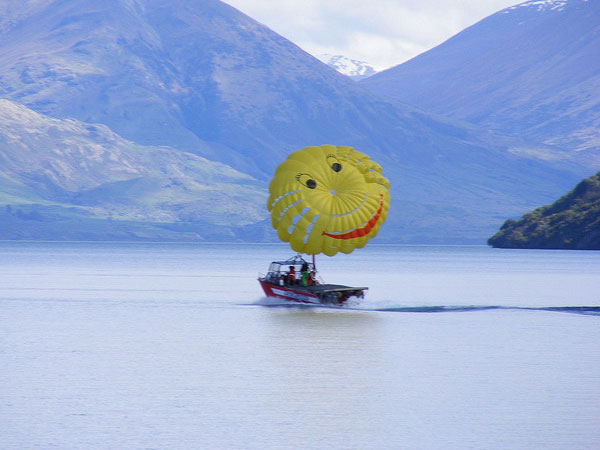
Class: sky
225,0,521,70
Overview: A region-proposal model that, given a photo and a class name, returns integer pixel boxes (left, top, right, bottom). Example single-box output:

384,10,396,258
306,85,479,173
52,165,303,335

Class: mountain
319,54,377,80
361,0,600,167
0,99,268,240
0,0,589,243
488,171,600,249
0,0,395,178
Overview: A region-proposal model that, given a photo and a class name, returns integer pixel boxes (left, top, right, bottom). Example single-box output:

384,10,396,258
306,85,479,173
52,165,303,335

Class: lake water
1,242,599,450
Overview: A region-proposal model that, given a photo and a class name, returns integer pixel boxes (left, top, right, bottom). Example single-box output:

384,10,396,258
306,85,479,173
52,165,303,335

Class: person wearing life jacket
301,261,309,286
288,266,296,285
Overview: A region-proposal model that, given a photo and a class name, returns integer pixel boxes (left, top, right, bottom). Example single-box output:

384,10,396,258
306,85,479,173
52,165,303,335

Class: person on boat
301,261,309,286
288,266,296,285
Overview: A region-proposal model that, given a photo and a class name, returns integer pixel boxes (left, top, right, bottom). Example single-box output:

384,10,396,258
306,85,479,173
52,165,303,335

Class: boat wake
371,305,600,316
251,298,600,316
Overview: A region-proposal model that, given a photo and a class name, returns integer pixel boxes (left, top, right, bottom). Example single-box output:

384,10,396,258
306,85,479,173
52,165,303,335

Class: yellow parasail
267,145,390,256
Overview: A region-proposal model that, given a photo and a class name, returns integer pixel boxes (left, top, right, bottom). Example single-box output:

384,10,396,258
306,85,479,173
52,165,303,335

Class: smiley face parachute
267,145,390,256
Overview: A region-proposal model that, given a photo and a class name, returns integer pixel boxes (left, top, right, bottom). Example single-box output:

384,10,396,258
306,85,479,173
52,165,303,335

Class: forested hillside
488,172,600,249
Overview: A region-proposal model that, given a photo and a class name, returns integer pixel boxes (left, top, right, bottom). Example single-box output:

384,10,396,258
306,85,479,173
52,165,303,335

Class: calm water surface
1,242,599,449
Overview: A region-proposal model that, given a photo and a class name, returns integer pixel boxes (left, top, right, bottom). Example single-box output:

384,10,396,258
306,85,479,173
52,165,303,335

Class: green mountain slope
488,172,600,249
0,99,268,240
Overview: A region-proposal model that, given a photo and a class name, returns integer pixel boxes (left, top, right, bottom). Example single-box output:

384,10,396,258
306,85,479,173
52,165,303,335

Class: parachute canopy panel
267,145,390,256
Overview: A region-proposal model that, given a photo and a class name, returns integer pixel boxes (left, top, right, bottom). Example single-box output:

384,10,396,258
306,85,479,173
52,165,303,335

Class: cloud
225,0,518,70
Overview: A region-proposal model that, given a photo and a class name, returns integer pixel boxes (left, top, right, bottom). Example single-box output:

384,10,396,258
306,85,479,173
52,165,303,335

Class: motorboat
258,255,367,305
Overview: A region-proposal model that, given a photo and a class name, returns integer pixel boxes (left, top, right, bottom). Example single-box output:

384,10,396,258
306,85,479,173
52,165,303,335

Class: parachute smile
330,192,368,218
322,194,384,240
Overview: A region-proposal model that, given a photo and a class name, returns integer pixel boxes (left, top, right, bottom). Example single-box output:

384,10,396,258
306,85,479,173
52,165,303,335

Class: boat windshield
263,255,319,286
267,256,315,275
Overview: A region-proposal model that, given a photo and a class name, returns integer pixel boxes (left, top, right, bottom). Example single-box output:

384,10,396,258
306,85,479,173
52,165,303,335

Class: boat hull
258,279,367,305
259,280,322,304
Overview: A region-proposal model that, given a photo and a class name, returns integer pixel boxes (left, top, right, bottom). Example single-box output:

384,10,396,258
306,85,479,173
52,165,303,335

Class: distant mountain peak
502,0,587,14
318,54,376,80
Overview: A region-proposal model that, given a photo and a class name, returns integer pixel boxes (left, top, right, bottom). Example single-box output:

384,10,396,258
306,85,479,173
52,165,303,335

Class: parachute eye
327,154,342,172
296,173,317,189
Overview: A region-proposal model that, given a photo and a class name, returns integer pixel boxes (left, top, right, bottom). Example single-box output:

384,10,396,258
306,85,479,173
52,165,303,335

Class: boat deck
303,283,368,294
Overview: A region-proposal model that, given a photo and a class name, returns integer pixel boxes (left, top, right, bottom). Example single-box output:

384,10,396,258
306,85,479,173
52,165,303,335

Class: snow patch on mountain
503,0,587,13
318,54,376,80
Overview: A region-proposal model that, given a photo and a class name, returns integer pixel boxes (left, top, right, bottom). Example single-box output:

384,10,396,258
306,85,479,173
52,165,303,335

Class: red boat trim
259,280,320,304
